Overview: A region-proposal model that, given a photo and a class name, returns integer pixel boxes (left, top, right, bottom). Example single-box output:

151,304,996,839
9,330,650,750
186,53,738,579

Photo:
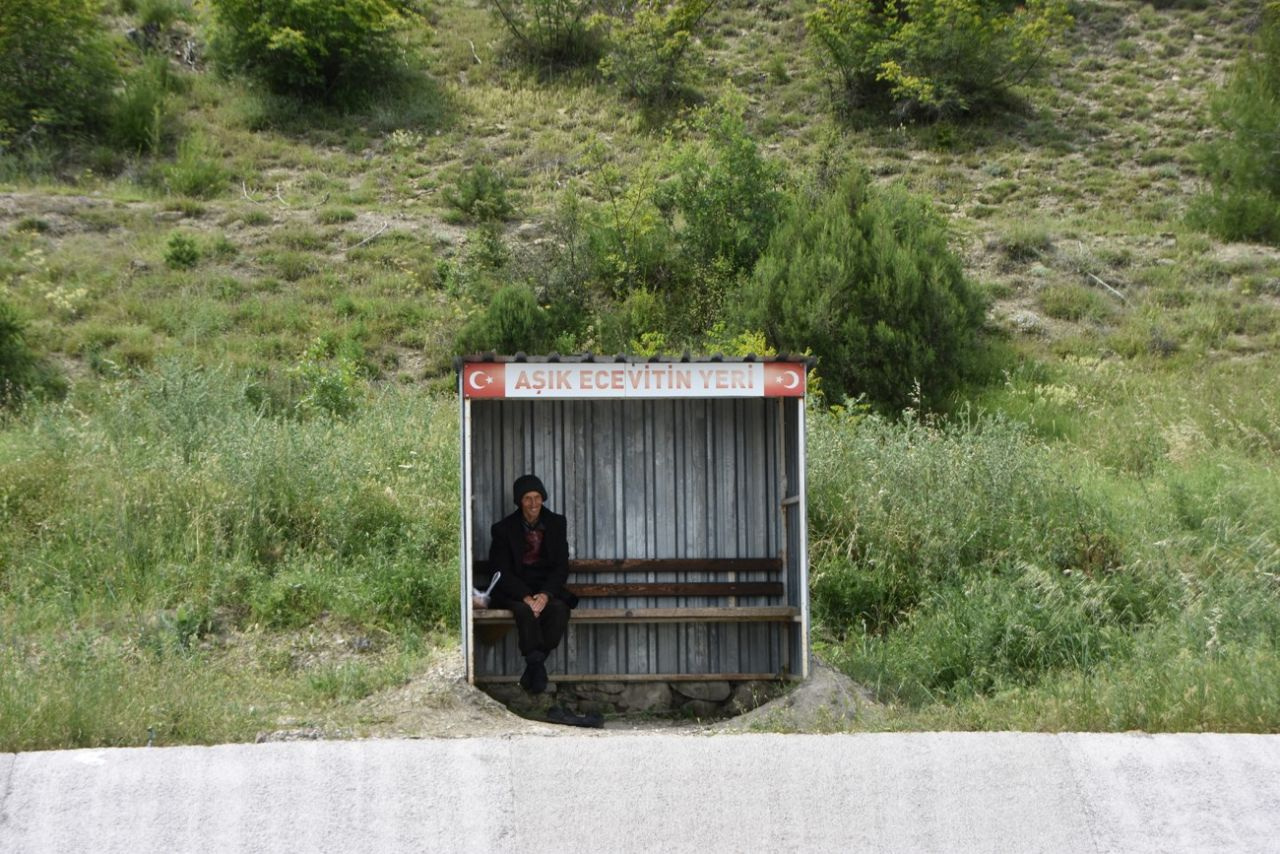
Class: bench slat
567,582,782,598
473,606,799,624
475,672,800,684
567,558,783,573
474,557,782,575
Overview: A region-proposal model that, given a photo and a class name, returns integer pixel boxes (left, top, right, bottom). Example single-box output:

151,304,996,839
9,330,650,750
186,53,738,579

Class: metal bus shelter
457,355,811,686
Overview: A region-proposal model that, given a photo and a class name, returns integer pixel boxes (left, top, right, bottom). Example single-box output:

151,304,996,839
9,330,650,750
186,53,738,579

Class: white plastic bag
471,571,500,609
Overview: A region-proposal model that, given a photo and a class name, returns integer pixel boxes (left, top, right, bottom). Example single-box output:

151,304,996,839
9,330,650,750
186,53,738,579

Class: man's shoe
528,661,549,694
547,706,604,728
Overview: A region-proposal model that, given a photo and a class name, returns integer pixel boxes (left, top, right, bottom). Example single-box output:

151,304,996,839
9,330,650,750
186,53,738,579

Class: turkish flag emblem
462,364,506,398
764,363,805,397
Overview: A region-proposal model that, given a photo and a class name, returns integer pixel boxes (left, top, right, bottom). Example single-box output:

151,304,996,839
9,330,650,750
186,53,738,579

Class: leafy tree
741,169,986,411
0,0,117,147
807,0,1072,120
208,0,409,100
596,0,720,105
1190,1,1280,245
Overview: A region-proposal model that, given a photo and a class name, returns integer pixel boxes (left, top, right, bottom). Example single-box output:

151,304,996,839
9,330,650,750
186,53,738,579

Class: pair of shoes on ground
519,653,548,694
546,706,604,729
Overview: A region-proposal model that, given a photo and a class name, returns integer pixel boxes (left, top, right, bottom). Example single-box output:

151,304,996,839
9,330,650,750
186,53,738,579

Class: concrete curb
2,733,1278,853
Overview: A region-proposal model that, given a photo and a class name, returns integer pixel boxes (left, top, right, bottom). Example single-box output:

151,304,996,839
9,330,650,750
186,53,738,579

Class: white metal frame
458,390,476,684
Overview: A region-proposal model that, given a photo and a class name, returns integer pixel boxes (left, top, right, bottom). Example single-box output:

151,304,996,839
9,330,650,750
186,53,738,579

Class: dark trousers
492,595,570,659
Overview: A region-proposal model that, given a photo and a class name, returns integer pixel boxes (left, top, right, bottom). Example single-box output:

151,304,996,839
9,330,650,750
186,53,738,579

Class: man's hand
524,592,549,617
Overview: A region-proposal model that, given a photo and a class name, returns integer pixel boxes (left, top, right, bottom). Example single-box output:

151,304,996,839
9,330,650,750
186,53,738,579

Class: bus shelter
457,355,811,687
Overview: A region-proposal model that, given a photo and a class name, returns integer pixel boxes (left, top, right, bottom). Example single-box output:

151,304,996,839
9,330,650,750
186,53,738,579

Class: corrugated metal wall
467,397,805,679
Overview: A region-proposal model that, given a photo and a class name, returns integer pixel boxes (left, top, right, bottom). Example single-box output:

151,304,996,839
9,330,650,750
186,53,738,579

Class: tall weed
0,362,460,629
810,403,1280,723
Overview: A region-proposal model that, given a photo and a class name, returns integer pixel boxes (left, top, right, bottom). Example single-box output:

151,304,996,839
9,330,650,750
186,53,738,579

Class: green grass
0,366,459,749
809,389,1280,731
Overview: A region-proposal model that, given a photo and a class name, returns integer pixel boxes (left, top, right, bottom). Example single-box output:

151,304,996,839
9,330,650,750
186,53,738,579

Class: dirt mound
320,646,881,739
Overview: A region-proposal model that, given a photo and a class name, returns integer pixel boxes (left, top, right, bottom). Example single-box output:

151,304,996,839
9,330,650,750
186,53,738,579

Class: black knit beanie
512,474,547,506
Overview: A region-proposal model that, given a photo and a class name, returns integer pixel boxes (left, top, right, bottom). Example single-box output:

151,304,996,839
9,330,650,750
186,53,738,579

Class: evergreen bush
444,164,515,223
806,0,1072,120
0,0,118,147
456,285,552,354
1189,1,1280,246
0,299,38,408
208,0,408,100
164,232,201,269
741,169,986,410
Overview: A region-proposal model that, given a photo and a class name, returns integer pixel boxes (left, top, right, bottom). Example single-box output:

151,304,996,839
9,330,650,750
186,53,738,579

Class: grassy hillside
2,0,1279,747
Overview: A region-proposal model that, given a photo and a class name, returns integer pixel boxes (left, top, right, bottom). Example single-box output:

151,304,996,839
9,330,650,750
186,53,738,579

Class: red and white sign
462,362,806,399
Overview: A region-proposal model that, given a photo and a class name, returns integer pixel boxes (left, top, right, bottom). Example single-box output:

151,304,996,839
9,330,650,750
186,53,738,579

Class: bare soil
258,644,881,741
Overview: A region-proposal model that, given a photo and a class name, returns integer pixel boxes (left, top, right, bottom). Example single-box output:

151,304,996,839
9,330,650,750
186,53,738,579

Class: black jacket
487,507,576,607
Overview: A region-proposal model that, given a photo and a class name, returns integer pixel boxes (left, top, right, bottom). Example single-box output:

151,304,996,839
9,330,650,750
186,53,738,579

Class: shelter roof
454,352,814,367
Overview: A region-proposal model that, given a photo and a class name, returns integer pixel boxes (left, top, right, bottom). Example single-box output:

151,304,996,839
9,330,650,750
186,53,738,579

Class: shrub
806,0,1073,120
164,232,201,269
658,90,786,275
290,337,366,419
136,0,195,30
1189,2,1280,246
208,0,408,100
994,220,1053,264
1038,282,1114,323
0,0,118,147
456,284,551,354
163,134,228,198
596,0,720,105
741,168,986,410
0,299,39,407
489,0,603,68
315,207,358,225
108,54,179,155
575,147,679,298
444,164,515,223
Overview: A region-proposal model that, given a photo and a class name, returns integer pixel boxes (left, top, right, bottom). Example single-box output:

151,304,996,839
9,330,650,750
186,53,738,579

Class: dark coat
487,507,576,607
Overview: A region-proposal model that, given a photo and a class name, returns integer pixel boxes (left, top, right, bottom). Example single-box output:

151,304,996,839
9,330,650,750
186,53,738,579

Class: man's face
520,490,543,524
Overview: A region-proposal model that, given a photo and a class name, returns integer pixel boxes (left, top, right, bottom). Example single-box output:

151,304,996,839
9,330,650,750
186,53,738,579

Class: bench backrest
473,557,785,601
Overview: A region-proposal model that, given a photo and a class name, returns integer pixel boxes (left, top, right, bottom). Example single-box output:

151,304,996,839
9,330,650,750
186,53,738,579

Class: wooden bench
471,557,799,625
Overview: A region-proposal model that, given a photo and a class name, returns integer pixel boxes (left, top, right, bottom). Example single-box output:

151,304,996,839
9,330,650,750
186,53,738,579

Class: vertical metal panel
467,396,805,680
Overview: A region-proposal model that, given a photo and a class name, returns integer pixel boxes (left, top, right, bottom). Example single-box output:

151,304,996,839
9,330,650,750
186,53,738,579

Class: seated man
487,474,575,694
